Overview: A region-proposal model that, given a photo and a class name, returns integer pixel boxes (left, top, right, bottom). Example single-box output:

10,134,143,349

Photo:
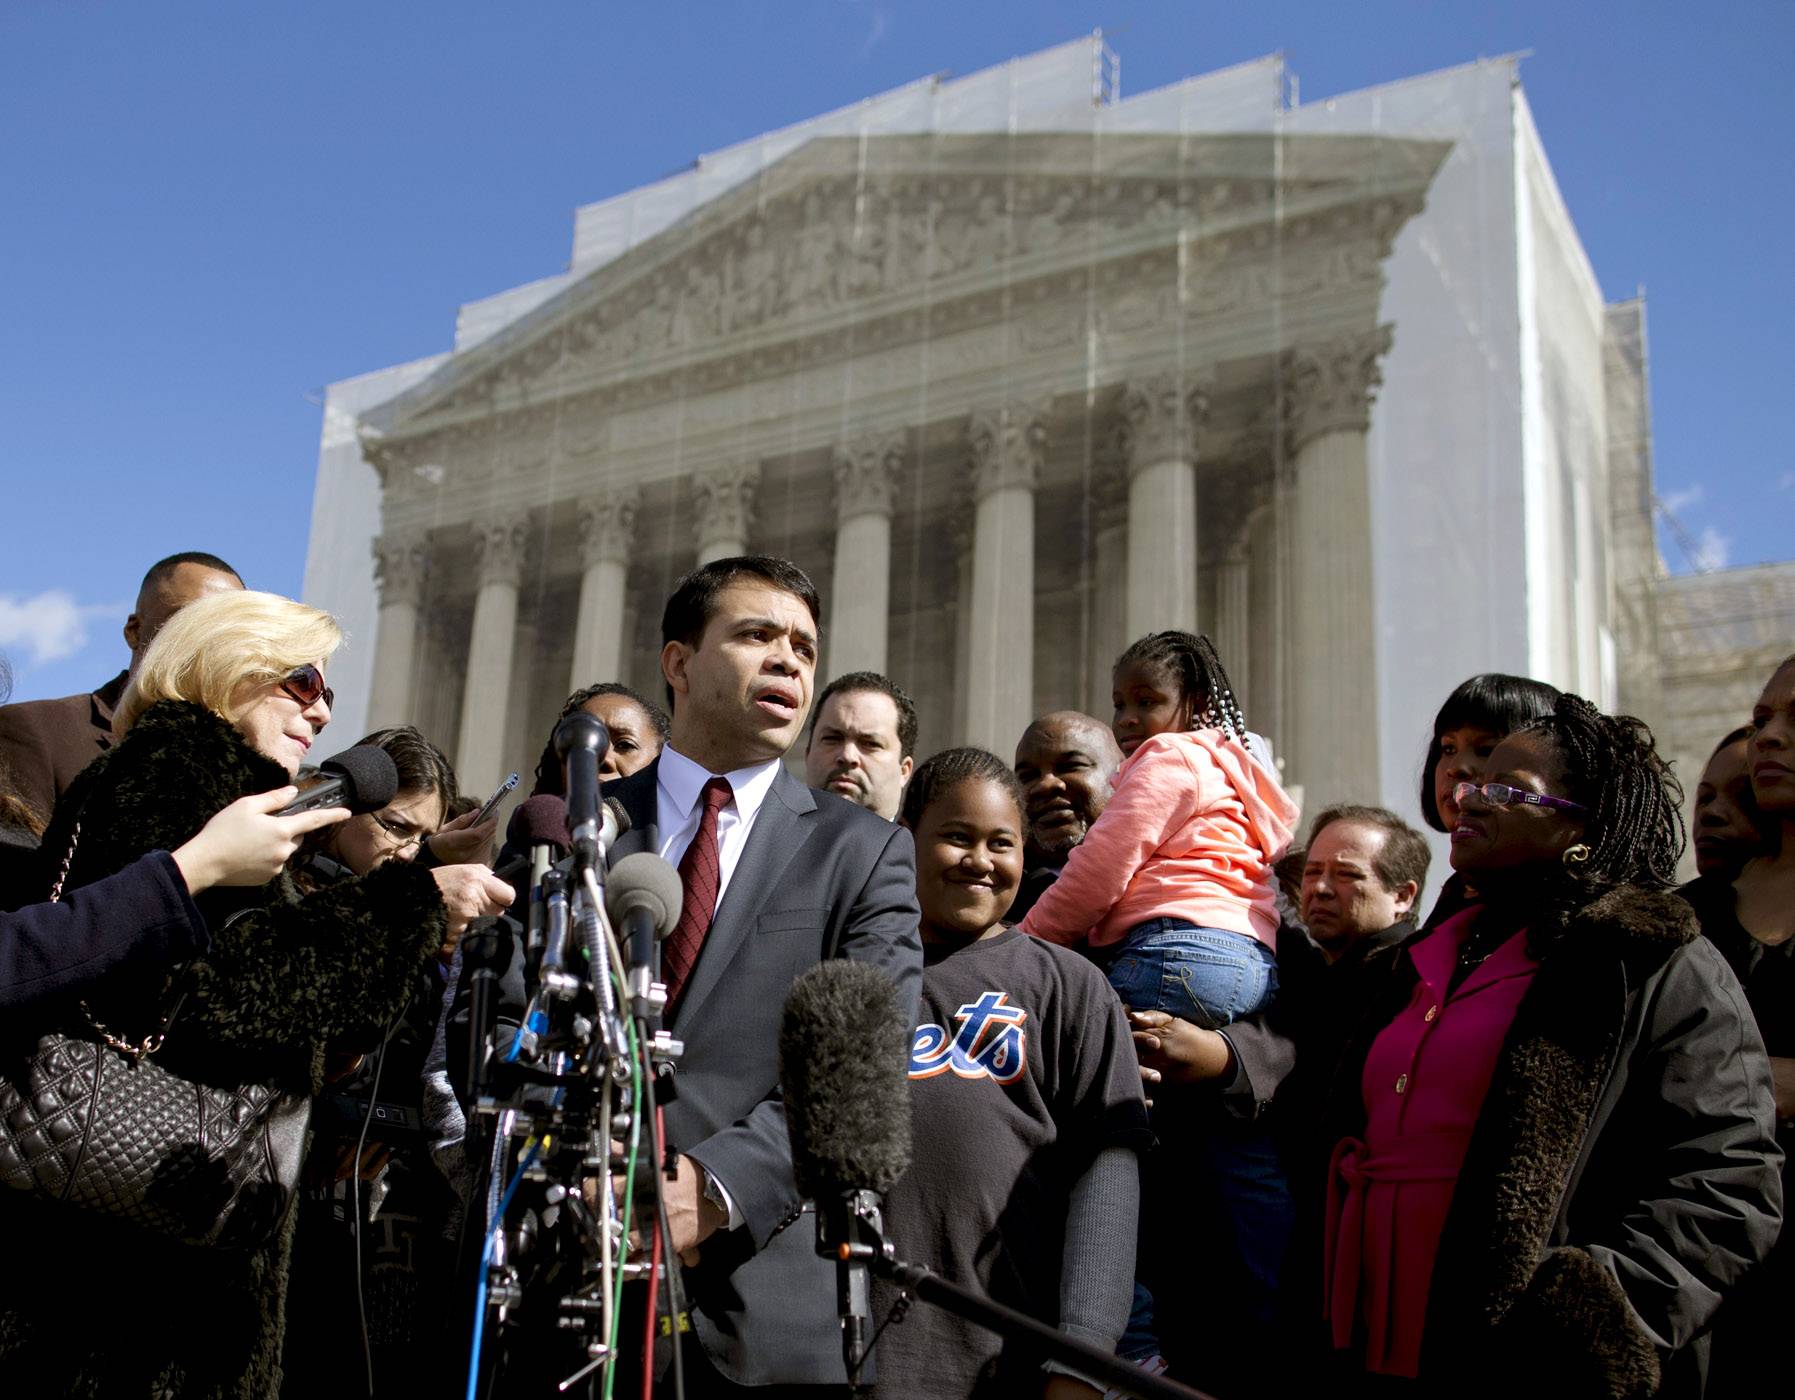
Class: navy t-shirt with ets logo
872,928,1150,1397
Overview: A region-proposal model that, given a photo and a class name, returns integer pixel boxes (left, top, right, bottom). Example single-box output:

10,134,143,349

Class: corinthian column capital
372,528,431,608
832,432,907,522
577,486,639,569
967,397,1052,501
1116,371,1211,473
473,511,533,589
691,461,760,551
1280,325,1394,453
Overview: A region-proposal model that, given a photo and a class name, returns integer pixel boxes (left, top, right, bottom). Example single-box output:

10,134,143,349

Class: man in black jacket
0,551,241,825
1010,710,1121,923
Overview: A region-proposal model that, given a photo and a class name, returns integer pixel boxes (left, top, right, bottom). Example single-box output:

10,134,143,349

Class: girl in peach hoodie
1019,630,1298,1030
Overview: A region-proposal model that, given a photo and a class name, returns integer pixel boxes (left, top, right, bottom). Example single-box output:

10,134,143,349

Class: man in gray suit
602,555,921,1394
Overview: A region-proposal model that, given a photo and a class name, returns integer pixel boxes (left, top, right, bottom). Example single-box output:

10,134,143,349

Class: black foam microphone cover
780,960,913,1200
280,745,399,816
506,793,572,854
553,712,609,859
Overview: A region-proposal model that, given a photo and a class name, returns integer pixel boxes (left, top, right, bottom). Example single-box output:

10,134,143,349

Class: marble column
1282,326,1392,816
951,518,975,740
962,398,1049,756
827,432,905,681
1086,479,1129,719
457,511,532,796
1118,371,1208,639
570,486,638,690
1213,529,1252,717
1247,499,1285,758
368,528,430,731
691,461,759,565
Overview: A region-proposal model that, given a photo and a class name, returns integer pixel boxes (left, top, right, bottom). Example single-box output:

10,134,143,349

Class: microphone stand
828,1197,1216,1400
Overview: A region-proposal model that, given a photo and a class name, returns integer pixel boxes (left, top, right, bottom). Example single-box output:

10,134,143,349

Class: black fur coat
1308,885,1784,1399
0,701,445,1399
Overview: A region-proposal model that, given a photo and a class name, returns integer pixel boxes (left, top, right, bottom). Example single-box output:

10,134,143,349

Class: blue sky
3,1,1790,704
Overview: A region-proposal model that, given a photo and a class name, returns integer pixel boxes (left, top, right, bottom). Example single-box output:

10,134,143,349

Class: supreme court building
304,39,1681,833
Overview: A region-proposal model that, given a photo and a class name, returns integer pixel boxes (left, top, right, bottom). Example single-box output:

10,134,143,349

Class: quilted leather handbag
0,821,311,1248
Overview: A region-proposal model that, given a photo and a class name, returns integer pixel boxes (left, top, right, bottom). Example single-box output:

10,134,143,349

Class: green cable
602,966,646,1400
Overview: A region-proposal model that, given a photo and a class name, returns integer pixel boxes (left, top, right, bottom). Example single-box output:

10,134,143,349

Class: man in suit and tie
601,554,921,1394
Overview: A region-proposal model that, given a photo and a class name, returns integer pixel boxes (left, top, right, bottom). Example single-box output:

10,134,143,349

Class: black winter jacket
1305,885,1783,1398
0,701,445,1400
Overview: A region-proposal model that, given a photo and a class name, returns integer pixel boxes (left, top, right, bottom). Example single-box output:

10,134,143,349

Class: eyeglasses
279,664,335,711
369,812,426,854
1453,781,1587,816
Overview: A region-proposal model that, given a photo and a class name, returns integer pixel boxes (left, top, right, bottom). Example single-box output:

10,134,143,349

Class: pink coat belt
1323,1129,1472,1369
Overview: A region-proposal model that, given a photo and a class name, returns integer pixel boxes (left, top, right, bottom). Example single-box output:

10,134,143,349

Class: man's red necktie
664,776,733,1010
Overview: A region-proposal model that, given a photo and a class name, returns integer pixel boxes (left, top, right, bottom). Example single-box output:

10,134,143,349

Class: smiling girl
876,748,1150,1400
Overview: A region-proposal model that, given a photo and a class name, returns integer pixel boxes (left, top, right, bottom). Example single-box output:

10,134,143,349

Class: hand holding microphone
171,788,351,893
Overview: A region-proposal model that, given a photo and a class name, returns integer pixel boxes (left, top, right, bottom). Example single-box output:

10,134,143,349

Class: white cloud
1778,470,1794,493
1694,525,1732,571
1660,484,1704,515
852,1,889,55
0,591,122,668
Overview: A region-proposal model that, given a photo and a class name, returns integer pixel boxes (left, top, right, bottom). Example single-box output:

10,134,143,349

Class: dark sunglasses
279,663,335,711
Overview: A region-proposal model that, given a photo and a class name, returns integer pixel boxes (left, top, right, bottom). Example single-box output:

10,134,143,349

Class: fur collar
45,699,288,896
1561,884,1699,950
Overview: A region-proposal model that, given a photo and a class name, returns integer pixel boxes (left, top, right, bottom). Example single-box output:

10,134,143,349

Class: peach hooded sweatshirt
1018,728,1299,950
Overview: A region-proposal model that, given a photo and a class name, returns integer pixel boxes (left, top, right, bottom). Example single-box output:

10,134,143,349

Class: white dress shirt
652,743,785,1233
654,743,785,918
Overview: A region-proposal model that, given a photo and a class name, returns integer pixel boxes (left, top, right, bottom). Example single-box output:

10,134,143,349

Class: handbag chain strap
47,818,80,903
47,816,180,1063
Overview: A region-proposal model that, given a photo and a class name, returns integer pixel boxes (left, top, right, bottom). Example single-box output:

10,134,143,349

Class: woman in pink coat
1316,695,1781,1398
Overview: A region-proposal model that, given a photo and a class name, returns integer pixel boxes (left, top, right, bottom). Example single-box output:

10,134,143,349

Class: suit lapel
672,767,818,1029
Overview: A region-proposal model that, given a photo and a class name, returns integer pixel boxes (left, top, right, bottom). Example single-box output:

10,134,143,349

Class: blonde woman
0,590,509,1400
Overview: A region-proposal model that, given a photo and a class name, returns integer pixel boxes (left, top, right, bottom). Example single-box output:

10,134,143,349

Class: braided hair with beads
1113,630,1248,741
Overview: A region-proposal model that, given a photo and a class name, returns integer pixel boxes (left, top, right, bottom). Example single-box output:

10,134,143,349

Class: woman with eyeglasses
284,723,503,1399
1413,672,1560,930
0,590,510,1400
1312,694,1780,1397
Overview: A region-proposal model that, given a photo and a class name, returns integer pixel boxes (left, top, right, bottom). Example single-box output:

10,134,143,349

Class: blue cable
464,1136,545,1400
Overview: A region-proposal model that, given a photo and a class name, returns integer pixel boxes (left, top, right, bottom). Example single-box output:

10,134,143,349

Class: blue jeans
1105,919,1277,1028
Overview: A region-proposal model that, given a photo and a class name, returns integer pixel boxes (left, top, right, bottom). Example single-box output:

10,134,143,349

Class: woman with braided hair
527,681,669,795
1313,693,1781,1397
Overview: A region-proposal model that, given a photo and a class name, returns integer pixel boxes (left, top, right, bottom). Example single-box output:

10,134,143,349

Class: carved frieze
1280,325,1395,453
691,461,760,550
832,432,907,522
426,170,1298,421
366,138,1445,479
372,529,431,609
967,398,1052,501
473,512,533,590
577,487,639,569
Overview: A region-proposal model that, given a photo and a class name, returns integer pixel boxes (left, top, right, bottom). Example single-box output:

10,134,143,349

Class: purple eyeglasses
1453,780,1587,816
